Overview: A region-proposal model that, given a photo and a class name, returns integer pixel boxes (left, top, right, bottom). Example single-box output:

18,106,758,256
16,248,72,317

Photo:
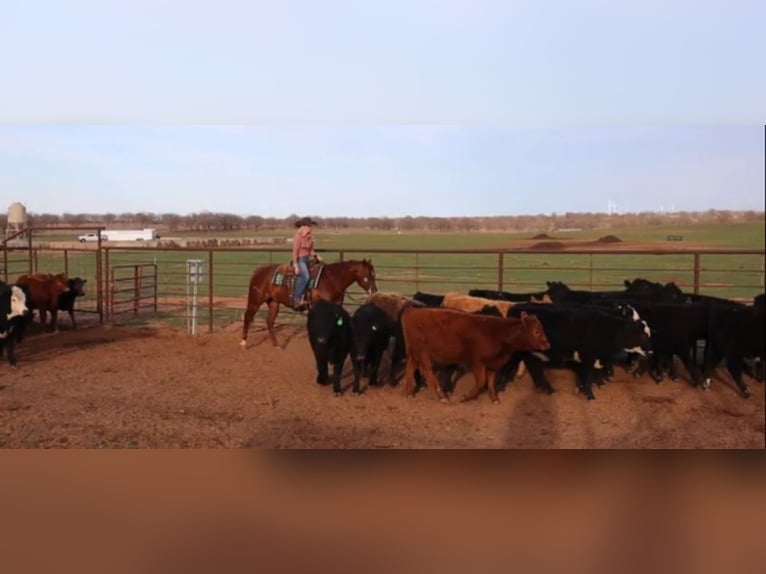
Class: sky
1,0,764,217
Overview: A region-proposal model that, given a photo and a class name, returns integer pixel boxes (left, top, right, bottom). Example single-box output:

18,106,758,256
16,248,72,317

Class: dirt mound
595,234,622,243
528,241,565,250
531,233,553,240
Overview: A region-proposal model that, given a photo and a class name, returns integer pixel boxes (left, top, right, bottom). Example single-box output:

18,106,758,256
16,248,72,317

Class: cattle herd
0,272,87,367
1,270,763,408
306,278,765,403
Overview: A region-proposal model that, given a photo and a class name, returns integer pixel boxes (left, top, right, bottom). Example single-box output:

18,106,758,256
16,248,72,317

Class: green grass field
4,221,764,330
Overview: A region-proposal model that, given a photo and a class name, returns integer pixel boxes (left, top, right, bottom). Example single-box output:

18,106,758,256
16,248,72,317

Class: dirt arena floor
1,320,763,449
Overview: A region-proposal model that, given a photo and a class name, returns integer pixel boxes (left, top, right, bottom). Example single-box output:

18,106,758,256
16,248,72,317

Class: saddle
271,258,324,306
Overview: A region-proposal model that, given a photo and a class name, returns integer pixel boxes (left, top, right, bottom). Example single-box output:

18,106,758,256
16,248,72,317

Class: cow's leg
5,334,18,368
352,355,364,393
265,301,280,348
724,355,751,398
677,348,702,387
524,355,555,394
313,346,329,385
39,308,48,331
486,370,500,404
68,308,77,330
420,355,448,402
403,355,419,397
368,347,384,387
576,361,596,401
389,335,404,385
460,363,487,403
332,354,347,397
50,308,59,333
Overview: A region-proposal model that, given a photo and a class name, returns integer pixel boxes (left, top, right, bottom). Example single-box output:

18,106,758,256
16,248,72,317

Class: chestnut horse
240,258,379,348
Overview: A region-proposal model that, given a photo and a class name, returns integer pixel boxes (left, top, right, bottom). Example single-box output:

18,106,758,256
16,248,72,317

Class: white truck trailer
78,228,160,242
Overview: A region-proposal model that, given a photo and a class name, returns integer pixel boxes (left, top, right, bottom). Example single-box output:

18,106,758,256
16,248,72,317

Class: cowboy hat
294,217,318,228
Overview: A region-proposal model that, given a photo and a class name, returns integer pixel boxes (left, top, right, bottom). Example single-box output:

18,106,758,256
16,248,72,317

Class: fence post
134,264,141,316
693,253,701,294
338,250,344,263
589,254,594,291
153,264,158,313
109,266,114,321
497,253,504,291
64,249,69,277
101,247,109,323
415,252,420,292
27,227,33,275
208,249,214,334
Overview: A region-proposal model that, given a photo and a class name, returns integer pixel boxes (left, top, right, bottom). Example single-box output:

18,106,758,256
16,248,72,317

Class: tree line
3,209,764,234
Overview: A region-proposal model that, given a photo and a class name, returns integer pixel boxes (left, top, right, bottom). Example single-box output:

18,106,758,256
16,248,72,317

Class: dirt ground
1,320,763,449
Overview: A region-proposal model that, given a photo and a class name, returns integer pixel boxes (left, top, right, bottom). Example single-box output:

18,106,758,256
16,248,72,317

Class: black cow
703,303,764,397
506,304,653,400
306,299,357,396
0,284,29,368
412,291,444,307
350,303,396,390
55,277,87,330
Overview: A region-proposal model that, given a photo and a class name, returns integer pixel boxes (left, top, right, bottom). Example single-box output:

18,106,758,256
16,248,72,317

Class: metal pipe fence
4,240,765,334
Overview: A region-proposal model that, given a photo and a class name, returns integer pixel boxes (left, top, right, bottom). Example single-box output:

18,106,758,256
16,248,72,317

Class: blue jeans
293,256,311,305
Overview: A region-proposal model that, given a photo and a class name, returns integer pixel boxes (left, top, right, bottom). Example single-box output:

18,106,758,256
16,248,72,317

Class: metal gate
108,263,158,322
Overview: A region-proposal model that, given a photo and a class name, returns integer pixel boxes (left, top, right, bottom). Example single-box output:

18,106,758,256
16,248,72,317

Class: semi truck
78,228,160,242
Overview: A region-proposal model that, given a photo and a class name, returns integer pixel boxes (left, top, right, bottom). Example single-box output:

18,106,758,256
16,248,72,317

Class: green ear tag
337,317,344,326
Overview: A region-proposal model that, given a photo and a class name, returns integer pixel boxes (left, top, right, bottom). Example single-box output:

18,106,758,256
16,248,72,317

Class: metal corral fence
3,239,763,334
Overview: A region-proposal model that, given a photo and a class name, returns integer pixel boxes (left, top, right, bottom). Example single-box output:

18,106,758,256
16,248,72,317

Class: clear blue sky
1,1,764,217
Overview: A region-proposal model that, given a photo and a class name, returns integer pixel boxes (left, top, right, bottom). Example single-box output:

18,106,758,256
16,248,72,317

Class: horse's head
352,258,379,295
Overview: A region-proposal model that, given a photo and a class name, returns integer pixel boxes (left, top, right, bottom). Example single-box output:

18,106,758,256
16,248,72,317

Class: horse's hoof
492,399,500,405
334,392,342,398
239,340,247,349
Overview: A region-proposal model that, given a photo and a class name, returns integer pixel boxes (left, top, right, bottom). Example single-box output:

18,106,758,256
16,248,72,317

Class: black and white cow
0,284,29,368
505,304,653,400
350,303,396,390
306,299,356,396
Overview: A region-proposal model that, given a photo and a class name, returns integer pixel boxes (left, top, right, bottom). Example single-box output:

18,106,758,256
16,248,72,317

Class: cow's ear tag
337,317,344,326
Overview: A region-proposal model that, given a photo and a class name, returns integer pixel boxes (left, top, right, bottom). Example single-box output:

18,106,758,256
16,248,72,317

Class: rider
292,216,323,309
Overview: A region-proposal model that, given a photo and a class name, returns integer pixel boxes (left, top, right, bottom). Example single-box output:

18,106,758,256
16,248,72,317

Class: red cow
400,306,551,404
15,272,71,332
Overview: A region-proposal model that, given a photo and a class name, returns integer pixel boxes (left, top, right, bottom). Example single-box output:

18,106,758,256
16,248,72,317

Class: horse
240,257,379,348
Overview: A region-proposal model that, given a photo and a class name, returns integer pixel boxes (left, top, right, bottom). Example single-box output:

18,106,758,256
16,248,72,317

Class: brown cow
15,272,71,332
400,306,551,404
441,292,516,316
365,291,424,323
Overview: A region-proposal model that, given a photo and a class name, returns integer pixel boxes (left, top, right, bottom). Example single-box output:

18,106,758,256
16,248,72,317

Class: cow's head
544,281,570,302
518,312,551,352
351,305,389,362
67,277,87,297
308,300,347,346
618,319,653,357
7,285,28,320
616,304,652,338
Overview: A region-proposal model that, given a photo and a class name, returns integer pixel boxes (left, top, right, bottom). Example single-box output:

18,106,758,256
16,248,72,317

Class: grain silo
6,202,29,240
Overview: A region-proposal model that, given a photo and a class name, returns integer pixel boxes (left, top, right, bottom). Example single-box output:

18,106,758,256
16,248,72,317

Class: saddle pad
271,265,323,289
